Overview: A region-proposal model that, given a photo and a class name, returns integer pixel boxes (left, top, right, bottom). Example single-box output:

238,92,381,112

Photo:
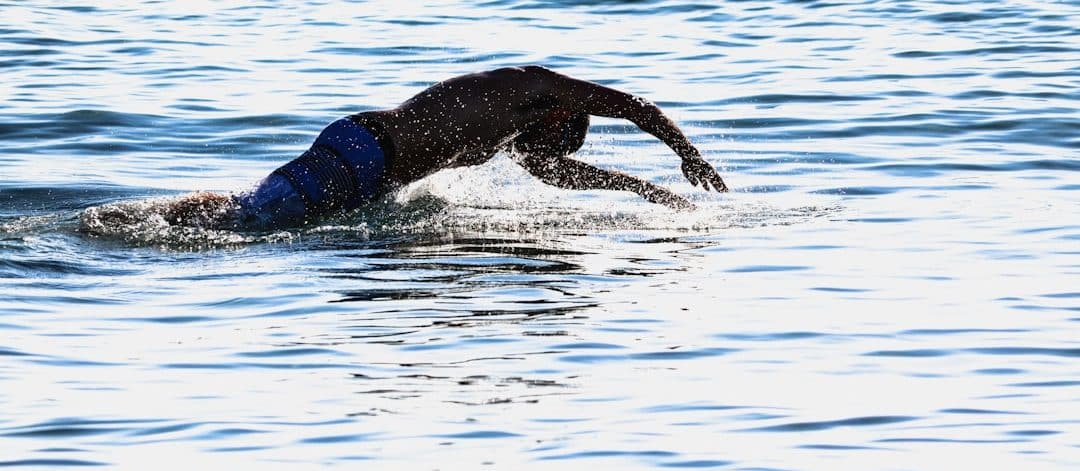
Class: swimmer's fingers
681,158,700,187
681,156,727,193
673,198,697,212
659,192,696,212
710,173,729,193
641,185,696,212
686,174,700,187
695,176,712,192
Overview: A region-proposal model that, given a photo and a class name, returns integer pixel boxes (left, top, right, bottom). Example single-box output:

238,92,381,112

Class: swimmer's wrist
676,144,701,160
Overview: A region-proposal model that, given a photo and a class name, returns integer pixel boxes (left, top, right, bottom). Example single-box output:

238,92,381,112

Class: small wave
312,45,468,57
0,185,158,215
865,347,1080,358
0,213,70,236
0,111,311,150
864,159,1080,176
0,110,167,142
0,458,108,467
893,45,1076,58
709,94,880,106
746,415,918,432
73,193,832,248
77,195,295,249
922,11,1006,23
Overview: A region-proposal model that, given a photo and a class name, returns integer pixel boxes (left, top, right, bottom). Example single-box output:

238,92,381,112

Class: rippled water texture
1,1,1078,469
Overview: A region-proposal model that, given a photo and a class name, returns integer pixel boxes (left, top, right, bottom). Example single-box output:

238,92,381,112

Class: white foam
69,156,836,249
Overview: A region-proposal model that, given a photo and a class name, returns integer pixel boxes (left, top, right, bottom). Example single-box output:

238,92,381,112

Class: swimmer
164,65,728,230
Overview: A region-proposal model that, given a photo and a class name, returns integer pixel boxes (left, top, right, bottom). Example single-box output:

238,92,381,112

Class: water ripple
747,415,919,432
867,347,1080,358
0,459,107,467
894,45,1077,58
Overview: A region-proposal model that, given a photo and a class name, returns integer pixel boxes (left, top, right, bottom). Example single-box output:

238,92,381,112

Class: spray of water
19,156,838,250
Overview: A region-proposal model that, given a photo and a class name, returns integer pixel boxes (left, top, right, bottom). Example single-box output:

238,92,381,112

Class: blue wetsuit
233,114,393,230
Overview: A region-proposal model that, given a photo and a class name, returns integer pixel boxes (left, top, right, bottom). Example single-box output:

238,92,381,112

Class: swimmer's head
513,107,589,157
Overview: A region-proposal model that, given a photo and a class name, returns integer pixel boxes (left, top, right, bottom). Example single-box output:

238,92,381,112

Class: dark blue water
1,1,1078,469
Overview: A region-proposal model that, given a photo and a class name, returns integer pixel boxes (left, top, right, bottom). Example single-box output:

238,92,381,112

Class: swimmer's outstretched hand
681,152,728,193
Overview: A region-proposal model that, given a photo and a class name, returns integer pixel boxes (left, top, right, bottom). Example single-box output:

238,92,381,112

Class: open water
1,1,1078,469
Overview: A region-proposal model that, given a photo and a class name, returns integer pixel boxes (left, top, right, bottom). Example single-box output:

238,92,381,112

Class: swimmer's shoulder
346,110,399,162
348,109,398,130
475,65,567,97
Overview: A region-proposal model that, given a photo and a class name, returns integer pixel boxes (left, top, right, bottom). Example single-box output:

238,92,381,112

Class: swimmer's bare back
165,65,727,228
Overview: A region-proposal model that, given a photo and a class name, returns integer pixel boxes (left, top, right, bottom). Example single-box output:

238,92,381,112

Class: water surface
1,1,1078,469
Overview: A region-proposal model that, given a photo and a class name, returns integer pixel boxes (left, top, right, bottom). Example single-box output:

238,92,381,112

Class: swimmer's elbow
492,65,558,83
518,65,562,83
520,64,555,75
626,100,662,123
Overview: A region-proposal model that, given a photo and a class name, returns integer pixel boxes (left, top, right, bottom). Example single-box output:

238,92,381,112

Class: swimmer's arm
532,66,728,192
514,154,695,211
